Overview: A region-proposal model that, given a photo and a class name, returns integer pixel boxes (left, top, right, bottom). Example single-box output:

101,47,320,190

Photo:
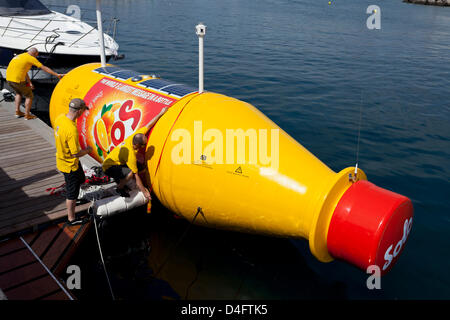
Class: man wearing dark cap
54,98,92,225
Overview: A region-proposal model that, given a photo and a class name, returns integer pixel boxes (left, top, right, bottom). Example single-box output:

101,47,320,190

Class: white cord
90,202,116,300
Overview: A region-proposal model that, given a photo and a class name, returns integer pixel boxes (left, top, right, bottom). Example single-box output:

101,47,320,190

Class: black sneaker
67,217,90,226
116,187,130,198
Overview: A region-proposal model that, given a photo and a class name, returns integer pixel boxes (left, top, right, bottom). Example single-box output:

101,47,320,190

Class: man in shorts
6,47,63,120
54,98,92,225
102,107,168,200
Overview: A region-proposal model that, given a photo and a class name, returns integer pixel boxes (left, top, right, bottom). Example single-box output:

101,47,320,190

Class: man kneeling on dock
54,99,92,225
102,107,168,200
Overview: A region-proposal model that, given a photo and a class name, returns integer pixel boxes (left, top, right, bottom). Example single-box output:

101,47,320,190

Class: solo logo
383,217,413,271
93,99,142,158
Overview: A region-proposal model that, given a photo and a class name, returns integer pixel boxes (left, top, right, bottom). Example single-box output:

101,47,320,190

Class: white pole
195,23,206,93
96,0,106,67
199,36,204,93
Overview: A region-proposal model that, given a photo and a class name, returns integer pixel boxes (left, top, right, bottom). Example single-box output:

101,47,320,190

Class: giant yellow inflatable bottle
50,63,413,275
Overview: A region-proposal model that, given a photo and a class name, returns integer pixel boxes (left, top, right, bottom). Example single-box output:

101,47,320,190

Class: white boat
0,0,121,83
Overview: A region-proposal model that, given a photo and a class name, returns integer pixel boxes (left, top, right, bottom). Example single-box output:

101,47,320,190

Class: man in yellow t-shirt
54,98,92,225
6,47,63,120
102,107,168,200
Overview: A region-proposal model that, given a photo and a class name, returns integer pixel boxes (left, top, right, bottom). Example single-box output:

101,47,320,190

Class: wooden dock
0,221,91,300
0,101,97,240
0,99,100,300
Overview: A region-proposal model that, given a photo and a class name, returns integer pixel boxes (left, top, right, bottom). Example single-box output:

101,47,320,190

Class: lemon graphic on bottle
93,103,117,158
93,117,110,157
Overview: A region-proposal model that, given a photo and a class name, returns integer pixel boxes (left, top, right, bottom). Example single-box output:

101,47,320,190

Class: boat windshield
0,0,51,16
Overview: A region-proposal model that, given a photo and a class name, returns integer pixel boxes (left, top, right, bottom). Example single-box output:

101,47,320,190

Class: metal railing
0,14,119,47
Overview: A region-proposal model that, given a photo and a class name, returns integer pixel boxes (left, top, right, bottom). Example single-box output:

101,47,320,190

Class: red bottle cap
327,180,413,275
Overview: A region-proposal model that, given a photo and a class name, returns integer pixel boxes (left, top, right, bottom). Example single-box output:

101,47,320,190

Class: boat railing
0,14,119,48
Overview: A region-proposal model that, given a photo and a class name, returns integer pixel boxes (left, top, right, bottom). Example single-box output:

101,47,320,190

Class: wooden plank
31,226,61,257
4,275,61,300
0,139,49,153
1,159,58,177
0,209,67,235
0,194,65,218
0,135,37,145
0,262,47,290
0,171,62,193
53,221,92,275
2,183,64,200
0,125,29,135
0,203,89,239
0,158,56,174
0,190,65,211
0,114,20,120
0,138,49,153
0,180,64,201
0,200,67,227
0,146,54,162
0,238,25,256
0,129,35,141
0,151,55,167
0,153,55,169
0,121,28,129
0,175,63,193
0,168,59,185
0,247,35,273
0,210,67,239
1,167,59,182
0,145,54,162
43,224,75,271
39,290,70,300
0,175,63,195
23,232,39,245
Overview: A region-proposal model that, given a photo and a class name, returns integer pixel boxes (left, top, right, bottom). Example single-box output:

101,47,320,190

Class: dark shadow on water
69,198,348,300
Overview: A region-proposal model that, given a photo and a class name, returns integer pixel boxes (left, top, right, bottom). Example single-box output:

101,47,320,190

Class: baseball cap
69,98,89,110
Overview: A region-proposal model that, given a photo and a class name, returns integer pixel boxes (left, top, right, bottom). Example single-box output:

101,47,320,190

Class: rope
152,207,204,280
89,205,116,300
46,182,66,195
354,90,364,178
184,254,203,300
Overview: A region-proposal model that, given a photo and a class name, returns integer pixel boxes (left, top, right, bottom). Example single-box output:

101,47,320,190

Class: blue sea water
43,0,450,299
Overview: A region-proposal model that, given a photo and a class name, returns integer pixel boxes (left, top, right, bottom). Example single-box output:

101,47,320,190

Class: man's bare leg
24,97,33,116
67,199,77,222
14,93,22,113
